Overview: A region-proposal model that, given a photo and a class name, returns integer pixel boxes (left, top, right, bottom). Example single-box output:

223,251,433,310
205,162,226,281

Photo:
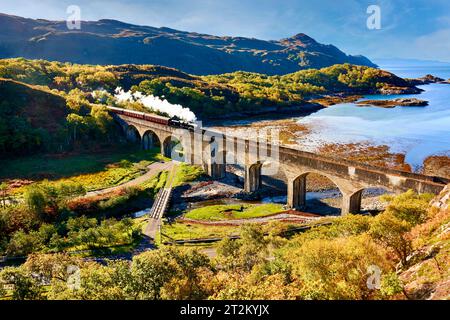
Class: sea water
296,63,450,169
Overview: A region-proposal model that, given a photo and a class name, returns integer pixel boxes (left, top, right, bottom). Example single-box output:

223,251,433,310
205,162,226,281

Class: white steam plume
114,87,197,122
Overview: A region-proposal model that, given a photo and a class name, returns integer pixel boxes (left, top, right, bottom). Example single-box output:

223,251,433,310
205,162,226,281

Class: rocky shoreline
203,73,440,122
311,95,362,107
203,102,324,124
356,98,429,108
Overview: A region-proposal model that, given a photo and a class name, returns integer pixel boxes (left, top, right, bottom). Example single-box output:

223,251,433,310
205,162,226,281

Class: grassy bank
0,146,162,180
162,222,239,241
3,146,165,194
172,163,205,187
184,203,284,221
161,219,313,242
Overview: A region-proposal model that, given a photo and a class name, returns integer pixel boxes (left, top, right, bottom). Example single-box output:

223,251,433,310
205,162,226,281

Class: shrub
287,235,391,300
0,267,42,300
6,230,43,257
119,160,133,168
24,181,86,220
381,190,434,227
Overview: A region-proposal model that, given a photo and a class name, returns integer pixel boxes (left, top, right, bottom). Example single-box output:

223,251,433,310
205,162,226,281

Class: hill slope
0,58,420,120
0,13,376,75
0,75,121,158
0,78,69,156
0,79,68,131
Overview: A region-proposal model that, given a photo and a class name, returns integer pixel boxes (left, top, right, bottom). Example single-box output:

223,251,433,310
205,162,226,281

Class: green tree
24,253,82,284
216,237,242,271
66,88,90,113
127,247,212,300
24,188,46,217
129,249,180,299
90,105,113,135
0,267,42,300
6,230,42,256
66,113,84,141
160,248,212,300
24,181,85,220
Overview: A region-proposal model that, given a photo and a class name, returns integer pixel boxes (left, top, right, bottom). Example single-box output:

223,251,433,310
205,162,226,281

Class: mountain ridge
0,13,377,75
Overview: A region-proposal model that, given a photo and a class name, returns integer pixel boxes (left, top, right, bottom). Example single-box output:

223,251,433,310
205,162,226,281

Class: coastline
208,79,450,178
202,102,324,125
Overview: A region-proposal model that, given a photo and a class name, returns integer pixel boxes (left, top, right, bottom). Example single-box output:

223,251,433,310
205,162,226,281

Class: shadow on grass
0,144,162,181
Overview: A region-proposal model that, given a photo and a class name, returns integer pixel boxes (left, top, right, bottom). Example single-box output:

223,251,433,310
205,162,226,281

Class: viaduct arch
142,130,161,151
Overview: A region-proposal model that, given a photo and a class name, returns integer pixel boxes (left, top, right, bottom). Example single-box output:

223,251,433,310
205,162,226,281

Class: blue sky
2,0,450,62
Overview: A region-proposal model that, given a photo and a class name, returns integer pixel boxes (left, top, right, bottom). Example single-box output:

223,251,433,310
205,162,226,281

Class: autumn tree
286,235,392,300
216,224,269,273
369,211,413,267
381,190,434,227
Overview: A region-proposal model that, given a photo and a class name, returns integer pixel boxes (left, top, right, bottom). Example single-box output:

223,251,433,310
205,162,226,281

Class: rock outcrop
378,86,423,95
430,184,450,211
356,98,429,108
407,74,448,85
424,156,450,180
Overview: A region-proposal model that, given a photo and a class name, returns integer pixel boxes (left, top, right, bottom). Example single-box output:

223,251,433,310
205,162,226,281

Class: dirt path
84,161,174,197
201,247,217,259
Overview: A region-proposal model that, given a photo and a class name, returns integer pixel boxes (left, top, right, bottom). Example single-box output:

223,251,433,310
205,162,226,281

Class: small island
407,74,450,85
356,98,429,108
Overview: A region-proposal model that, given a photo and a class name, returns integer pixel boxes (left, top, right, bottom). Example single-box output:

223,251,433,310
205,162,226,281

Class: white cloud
414,29,450,62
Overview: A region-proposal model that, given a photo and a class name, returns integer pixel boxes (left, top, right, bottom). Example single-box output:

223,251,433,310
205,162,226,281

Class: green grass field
184,203,284,221
161,221,239,241
172,163,205,187
3,146,167,194
161,219,312,242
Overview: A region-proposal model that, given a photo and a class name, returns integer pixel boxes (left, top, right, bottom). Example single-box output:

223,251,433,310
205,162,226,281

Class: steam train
107,106,197,131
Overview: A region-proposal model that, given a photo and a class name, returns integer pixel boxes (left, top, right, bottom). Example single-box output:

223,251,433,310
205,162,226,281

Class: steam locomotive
168,116,197,130
107,106,197,131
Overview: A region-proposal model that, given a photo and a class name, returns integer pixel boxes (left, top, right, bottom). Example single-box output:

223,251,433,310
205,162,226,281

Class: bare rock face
423,156,450,180
430,184,450,211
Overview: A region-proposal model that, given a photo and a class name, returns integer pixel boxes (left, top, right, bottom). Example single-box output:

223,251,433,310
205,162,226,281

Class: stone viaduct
110,107,449,215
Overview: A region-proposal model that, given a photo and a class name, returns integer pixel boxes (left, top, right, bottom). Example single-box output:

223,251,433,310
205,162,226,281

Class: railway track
144,164,177,240
150,164,176,219
149,188,172,220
